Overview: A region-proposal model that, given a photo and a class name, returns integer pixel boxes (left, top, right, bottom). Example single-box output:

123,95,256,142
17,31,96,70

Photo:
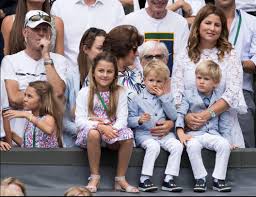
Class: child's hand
138,113,151,125
177,129,192,145
99,124,118,140
230,144,239,150
0,141,11,151
151,87,164,97
3,110,30,120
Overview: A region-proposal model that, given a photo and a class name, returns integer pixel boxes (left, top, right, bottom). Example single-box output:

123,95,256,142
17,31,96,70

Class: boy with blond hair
128,60,183,192
176,60,232,193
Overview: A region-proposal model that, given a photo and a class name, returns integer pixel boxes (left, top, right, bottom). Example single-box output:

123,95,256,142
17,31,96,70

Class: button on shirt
51,0,125,67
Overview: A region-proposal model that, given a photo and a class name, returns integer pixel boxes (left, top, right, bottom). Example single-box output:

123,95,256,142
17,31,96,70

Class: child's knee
87,130,101,141
145,140,161,154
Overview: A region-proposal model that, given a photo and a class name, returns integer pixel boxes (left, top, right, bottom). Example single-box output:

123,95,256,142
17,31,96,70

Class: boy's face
144,70,166,95
196,73,218,95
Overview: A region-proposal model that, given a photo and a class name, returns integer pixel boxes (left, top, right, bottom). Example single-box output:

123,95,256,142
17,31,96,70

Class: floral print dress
22,116,59,148
76,91,134,148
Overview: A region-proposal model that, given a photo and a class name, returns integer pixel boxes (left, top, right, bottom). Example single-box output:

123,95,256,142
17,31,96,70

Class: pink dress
22,116,59,148
76,91,134,148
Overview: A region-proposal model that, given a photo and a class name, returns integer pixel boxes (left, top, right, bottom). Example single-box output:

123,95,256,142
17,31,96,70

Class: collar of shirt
143,89,158,100
198,91,212,103
74,0,104,6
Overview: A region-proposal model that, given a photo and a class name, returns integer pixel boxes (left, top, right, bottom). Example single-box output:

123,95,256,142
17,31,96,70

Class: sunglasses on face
143,54,165,61
28,14,51,23
132,46,138,53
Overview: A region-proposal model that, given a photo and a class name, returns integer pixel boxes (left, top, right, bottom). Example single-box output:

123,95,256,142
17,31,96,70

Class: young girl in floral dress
4,81,63,148
75,52,139,193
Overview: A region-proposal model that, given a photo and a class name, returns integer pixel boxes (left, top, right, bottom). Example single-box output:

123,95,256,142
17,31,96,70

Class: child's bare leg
86,129,101,187
116,139,134,188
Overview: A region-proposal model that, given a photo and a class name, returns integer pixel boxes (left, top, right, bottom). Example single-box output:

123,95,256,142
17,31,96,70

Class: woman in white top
171,4,247,147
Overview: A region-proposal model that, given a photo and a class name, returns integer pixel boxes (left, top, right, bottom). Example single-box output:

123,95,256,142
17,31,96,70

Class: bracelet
29,114,33,122
44,58,54,66
207,108,216,118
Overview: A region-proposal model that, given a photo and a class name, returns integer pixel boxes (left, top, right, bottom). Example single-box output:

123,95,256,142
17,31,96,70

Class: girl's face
84,36,105,60
23,86,41,112
199,14,222,45
93,60,115,91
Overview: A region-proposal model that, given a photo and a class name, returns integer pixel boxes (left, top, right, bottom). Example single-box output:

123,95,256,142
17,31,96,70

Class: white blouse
171,47,247,114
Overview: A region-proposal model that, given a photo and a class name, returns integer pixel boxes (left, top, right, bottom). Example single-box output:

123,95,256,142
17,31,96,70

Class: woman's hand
150,120,174,137
3,110,30,120
185,112,208,130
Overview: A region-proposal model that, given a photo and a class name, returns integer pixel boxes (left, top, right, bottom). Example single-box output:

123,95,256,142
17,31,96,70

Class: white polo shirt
1,50,68,137
51,0,125,67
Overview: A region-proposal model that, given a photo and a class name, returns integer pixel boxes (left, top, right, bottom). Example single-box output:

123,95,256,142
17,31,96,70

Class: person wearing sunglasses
1,0,64,56
139,40,169,67
1,10,67,140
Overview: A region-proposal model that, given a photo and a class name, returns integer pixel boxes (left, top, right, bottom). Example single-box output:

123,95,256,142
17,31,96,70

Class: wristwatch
207,108,216,118
44,58,54,66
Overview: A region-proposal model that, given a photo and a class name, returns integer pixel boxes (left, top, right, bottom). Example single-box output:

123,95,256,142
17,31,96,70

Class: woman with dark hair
63,27,106,147
1,0,64,55
171,4,246,147
103,25,144,95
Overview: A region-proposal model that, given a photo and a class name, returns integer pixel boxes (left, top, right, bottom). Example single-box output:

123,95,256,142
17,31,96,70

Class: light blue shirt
175,88,231,140
128,88,177,145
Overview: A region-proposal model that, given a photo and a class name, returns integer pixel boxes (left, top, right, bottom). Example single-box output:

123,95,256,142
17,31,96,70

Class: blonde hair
195,60,222,84
188,4,232,63
1,177,26,196
88,52,121,119
28,81,64,147
64,186,92,196
143,60,170,81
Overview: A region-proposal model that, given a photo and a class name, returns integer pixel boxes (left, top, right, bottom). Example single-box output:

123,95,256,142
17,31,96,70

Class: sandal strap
115,176,125,181
88,174,100,181
125,185,138,193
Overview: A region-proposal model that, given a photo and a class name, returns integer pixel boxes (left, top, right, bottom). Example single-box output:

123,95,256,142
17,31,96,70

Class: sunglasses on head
143,54,165,61
28,14,51,23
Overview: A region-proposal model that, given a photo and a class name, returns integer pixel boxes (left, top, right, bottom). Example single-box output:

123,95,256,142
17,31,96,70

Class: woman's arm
54,16,64,55
1,15,14,55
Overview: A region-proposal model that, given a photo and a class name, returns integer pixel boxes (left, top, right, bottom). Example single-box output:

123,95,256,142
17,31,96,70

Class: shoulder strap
96,92,109,113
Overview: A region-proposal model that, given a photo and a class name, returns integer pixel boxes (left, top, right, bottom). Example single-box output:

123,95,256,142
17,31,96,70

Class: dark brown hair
9,0,50,54
188,4,232,63
103,25,144,59
77,27,106,88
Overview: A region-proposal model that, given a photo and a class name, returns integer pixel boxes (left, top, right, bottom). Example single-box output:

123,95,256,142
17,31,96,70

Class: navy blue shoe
138,179,158,192
162,179,183,192
212,179,231,192
194,179,207,192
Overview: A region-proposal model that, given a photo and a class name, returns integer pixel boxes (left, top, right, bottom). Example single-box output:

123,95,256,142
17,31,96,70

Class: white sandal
85,174,100,193
114,176,139,193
